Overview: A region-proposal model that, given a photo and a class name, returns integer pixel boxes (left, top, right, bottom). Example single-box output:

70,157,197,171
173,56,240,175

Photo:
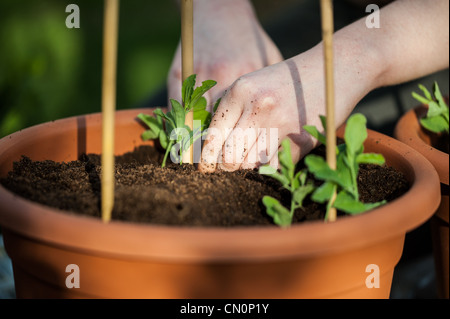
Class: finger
240,128,280,170
198,94,244,173
218,111,258,171
268,150,280,169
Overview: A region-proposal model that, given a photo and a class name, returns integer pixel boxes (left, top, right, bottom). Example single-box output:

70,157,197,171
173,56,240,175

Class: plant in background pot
0,97,442,298
394,82,449,299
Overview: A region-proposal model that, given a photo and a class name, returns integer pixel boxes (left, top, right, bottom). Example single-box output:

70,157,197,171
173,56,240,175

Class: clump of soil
0,145,410,227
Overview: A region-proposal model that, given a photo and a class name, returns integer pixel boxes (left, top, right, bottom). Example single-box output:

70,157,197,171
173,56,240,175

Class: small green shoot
138,74,219,167
412,81,449,134
259,139,315,227
303,113,387,220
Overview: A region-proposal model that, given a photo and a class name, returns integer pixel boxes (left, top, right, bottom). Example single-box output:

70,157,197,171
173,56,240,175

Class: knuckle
232,76,254,95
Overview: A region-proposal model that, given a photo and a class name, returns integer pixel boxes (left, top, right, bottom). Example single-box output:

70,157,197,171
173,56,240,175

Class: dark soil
0,145,410,227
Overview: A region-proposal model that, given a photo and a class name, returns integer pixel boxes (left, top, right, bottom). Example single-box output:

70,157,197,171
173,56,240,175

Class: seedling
412,81,449,134
303,113,387,220
259,139,315,227
138,74,219,167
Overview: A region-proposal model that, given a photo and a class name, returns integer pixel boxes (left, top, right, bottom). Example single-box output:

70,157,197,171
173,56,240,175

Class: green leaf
137,113,155,129
319,115,327,132
138,112,163,130
262,196,292,227
182,127,197,153
262,170,290,188
170,126,190,143
412,91,431,106
153,108,166,119
279,139,294,180
304,155,340,184
434,82,448,112
311,181,335,203
303,125,326,145
137,113,166,142
182,74,196,106
142,129,159,140
418,84,433,101
412,82,449,134
336,153,354,191
420,116,449,134
333,191,386,215
292,183,315,207
344,113,367,154
259,165,278,176
169,99,186,128
159,130,169,149
192,96,207,111
193,109,212,130
426,101,443,118
189,80,217,111
296,170,308,186
356,153,385,165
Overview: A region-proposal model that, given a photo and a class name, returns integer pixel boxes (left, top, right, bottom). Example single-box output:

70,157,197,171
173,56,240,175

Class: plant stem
162,140,174,168
290,198,296,221
348,157,359,201
324,184,337,222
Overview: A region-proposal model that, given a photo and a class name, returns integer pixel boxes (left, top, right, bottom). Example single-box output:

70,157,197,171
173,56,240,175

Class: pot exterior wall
0,109,441,299
3,229,403,299
431,185,449,299
395,106,449,299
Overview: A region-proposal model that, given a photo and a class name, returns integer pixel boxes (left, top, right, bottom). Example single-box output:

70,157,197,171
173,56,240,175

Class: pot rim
395,105,449,185
0,109,441,262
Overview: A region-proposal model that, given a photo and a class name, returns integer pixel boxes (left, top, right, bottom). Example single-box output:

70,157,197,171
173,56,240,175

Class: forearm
372,0,449,86
291,0,449,125
336,0,449,89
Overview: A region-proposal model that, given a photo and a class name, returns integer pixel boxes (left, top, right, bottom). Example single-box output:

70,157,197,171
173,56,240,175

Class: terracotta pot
0,109,441,299
395,105,449,299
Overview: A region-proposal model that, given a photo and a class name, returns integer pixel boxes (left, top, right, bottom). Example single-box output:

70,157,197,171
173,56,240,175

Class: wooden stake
181,0,194,164
320,0,337,222
101,0,119,223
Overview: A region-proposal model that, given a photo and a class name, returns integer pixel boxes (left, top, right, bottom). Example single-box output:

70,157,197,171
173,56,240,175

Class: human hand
198,0,449,173
167,0,283,111
197,39,376,173
198,56,328,173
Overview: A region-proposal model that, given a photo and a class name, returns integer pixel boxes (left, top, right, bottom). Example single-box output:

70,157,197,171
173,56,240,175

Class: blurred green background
0,0,296,138
0,0,180,138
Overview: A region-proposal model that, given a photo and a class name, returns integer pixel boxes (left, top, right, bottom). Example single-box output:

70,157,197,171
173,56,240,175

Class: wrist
291,21,384,128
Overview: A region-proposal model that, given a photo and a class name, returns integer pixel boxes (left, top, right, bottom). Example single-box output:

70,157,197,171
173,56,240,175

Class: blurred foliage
0,0,180,138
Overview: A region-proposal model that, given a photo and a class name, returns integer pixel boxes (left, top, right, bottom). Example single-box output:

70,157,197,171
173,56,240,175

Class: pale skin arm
198,0,449,172
168,0,283,111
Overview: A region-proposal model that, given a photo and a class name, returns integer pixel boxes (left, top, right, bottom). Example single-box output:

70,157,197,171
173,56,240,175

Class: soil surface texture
1,145,410,227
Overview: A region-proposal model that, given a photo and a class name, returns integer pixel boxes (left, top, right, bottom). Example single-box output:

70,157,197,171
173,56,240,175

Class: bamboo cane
101,0,119,223
320,0,337,222
181,0,194,164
